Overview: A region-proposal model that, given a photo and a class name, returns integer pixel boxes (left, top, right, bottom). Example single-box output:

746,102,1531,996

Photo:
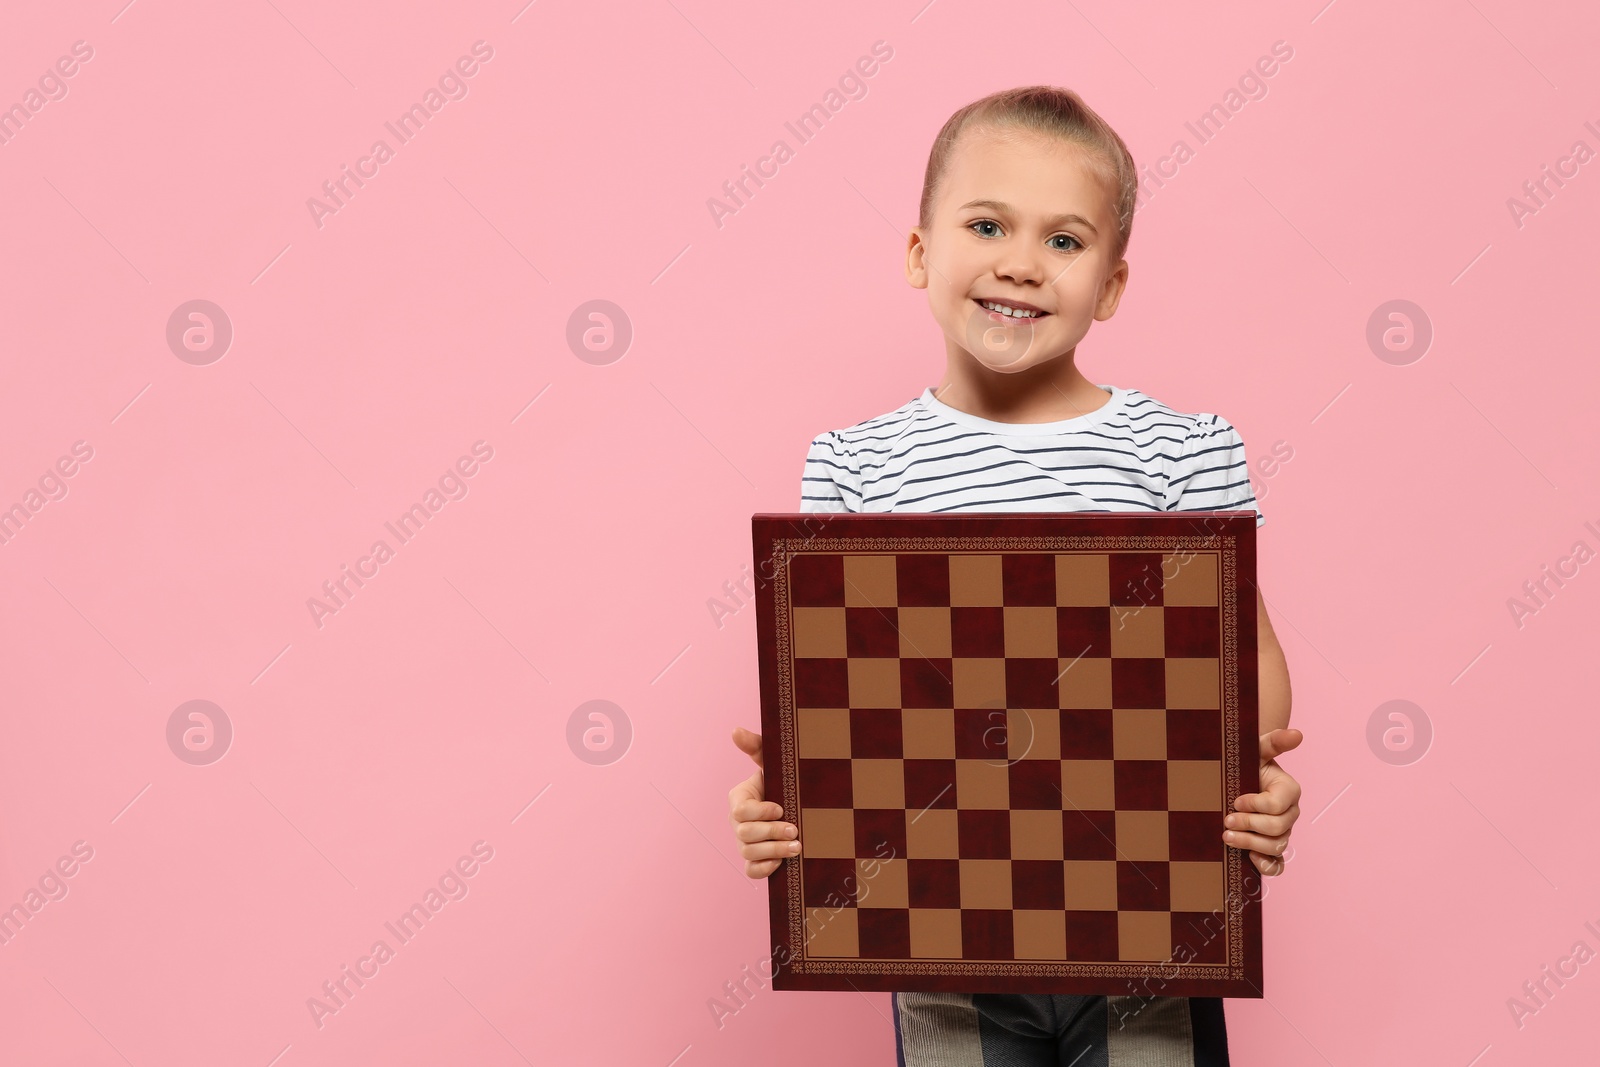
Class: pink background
1,1,1597,1063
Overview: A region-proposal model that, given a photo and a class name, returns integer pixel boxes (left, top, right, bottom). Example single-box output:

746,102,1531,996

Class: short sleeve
800,431,860,513
1165,415,1266,528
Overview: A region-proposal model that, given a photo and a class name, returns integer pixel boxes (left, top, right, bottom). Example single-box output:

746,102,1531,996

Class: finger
1258,727,1304,764
734,820,799,844
1250,851,1287,877
730,796,785,823
1224,829,1288,857
732,726,764,769
1224,808,1298,838
1233,787,1295,816
741,839,802,862
745,858,782,879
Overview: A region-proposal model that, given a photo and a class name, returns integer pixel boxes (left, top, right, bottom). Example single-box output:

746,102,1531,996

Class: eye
969,219,1002,238
1049,233,1085,252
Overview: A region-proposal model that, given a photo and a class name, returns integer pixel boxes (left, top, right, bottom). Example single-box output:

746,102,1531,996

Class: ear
904,227,931,290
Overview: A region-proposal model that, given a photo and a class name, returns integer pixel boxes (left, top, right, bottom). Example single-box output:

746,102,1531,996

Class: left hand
1224,728,1303,876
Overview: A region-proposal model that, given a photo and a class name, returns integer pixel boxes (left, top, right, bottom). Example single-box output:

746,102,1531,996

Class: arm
1225,586,1304,876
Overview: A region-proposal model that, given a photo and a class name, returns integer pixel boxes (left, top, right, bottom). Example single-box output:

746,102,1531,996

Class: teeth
981,300,1039,318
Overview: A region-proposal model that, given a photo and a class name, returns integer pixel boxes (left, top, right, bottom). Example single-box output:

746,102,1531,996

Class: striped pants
893,992,1229,1066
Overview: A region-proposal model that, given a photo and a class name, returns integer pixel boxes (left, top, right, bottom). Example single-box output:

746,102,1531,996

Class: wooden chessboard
750,511,1263,997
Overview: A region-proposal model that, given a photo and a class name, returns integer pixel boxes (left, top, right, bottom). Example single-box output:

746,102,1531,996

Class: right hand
727,726,801,878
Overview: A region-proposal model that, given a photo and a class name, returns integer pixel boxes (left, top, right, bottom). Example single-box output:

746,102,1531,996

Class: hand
727,727,801,879
1224,728,1304,877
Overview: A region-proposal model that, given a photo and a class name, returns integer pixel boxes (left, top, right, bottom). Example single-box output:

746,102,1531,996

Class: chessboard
750,512,1263,998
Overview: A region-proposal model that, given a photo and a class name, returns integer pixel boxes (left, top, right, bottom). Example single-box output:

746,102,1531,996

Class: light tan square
956,759,1009,809
792,607,847,658
949,555,1004,606
799,809,856,858
1004,606,1058,658
1109,605,1164,658
1114,810,1169,861
1168,760,1222,811
798,708,852,758
847,658,900,708
1162,551,1218,607
856,857,909,908
1170,861,1226,912
843,555,898,607
1118,911,1172,961
1009,708,1060,761
907,808,960,858
1058,657,1112,708
852,759,905,808
898,606,953,659
1166,659,1219,709
805,906,858,958
952,658,1007,707
909,909,963,957
1010,810,1064,859
902,708,956,758
1112,708,1166,760
1063,860,1118,909
1056,554,1110,606
1013,910,1067,959
1059,759,1115,810
959,859,1012,909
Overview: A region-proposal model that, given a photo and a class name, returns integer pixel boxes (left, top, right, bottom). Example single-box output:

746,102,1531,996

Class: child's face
906,125,1129,374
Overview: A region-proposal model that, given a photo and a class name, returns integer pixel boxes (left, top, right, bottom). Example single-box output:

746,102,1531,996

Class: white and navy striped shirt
799,384,1265,524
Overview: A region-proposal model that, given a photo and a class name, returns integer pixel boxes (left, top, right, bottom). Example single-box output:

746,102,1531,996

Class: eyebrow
957,199,1100,235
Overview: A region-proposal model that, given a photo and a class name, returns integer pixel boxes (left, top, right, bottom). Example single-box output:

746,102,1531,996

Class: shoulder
1120,386,1243,443
805,394,926,465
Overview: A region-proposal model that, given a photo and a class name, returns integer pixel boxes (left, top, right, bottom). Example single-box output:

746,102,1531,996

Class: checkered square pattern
790,550,1231,966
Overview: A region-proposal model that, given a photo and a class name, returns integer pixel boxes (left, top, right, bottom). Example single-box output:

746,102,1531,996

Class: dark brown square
1117,860,1170,910
1168,810,1226,862
1061,709,1114,759
857,908,911,957
1163,606,1220,657
900,658,954,709
846,606,901,657
1011,859,1066,909
798,758,853,808
1167,709,1222,760
1006,659,1059,708
849,709,904,758
1002,554,1057,606
953,708,1009,759
1062,911,1119,961
790,553,846,606
793,658,849,709
950,606,1005,657
1114,760,1167,810
1008,760,1062,809
803,858,858,907
896,555,950,607
1061,809,1117,860
961,909,1015,959
1109,553,1165,607
957,809,1010,858
854,809,907,858
1173,911,1230,964
903,759,958,810
1111,658,1165,709
1057,607,1112,658
906,859,960,907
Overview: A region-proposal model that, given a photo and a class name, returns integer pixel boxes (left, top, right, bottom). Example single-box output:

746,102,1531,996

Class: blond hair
918,85,1138,262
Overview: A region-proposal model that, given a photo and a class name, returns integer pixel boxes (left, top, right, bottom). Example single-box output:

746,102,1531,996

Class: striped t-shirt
799,383,1265,525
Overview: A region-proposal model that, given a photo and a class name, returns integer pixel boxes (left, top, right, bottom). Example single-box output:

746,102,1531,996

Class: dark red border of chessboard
750,511,1263,998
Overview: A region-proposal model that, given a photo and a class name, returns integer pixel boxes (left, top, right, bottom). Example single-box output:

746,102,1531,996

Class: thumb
732,726,764,769
1258,727,1304,764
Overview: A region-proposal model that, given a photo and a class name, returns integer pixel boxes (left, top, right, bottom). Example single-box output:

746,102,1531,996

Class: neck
931,353,1110,423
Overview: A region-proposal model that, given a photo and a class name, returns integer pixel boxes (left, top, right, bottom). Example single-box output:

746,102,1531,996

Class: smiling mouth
974,298,1049,323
